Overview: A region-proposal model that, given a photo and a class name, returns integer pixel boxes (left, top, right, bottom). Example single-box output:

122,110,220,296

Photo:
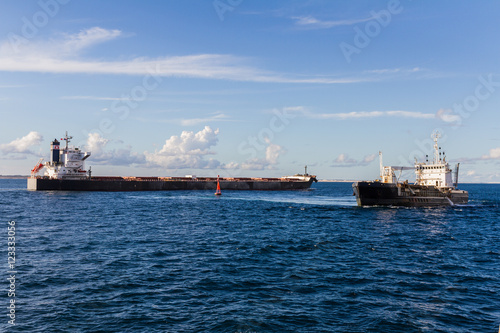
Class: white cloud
333,110,435,120
60,95,123,101
0,27,421,84
83,128,228,169
335,153,353,164
86,133,109,156
332,153,376,167
3,27,122,59
365,68,422,75
145,126,221,169
60,27,122,54
85,132,145,166
0,131,43,155
363,154,377,163
265,141,284,165
436,108,461,124
284,107,435,120
292,15,373,29
482,147,500,160
224,139,285,170
179,112,230,126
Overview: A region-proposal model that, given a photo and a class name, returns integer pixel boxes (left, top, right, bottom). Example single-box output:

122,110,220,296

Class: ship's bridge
43,132,91,180
414,131,456,188
415,162,454,188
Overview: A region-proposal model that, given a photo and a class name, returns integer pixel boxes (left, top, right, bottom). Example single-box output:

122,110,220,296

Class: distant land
318,179,358,183
0,175,29,179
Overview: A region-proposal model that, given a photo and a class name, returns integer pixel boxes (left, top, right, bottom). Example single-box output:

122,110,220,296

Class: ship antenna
304,165,308,176
454,163,460,188
432,131,441,164
379,151,383,179
61,131,73,150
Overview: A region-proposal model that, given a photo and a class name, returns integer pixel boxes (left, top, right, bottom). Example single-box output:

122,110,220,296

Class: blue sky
1,0,499,182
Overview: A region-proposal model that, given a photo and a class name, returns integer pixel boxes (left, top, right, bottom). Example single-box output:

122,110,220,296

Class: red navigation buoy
215,175,222,196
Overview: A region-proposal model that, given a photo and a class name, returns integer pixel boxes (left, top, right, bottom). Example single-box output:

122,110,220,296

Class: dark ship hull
352,181,468,207
28,176,317,192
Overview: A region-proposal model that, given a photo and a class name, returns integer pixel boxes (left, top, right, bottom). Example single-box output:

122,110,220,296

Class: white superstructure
283,165,317,182
414,131,457,188
379,131,460,189
31,132,91,180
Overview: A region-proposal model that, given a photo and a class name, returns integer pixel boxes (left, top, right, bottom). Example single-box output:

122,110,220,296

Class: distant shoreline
318,179,356,183
0,176,28,179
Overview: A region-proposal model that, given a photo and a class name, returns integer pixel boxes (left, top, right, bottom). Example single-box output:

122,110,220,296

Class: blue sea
1,179,499,332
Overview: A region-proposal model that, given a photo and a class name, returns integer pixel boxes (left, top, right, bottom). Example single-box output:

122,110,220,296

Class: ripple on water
1,181,499,332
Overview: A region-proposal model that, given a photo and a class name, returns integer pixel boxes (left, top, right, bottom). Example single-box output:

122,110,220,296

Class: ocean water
1,179,499,332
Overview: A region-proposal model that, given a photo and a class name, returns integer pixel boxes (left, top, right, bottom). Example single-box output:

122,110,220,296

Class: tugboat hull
352,181,468,207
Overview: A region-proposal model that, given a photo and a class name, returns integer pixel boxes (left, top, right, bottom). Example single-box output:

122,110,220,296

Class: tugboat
352,132,468,207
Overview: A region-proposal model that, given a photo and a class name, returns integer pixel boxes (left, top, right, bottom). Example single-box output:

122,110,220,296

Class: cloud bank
238,140,285,170
0,131,43,155
35,127,285,171
145,126,221,169
85,133,145,166
331,153,377,167
83,127,223,169
283,106,435,120
292,15,374,29
481,147,500,160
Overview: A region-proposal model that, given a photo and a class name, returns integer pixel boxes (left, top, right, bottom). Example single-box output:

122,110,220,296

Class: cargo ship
352,132,468,207
27,133,317,191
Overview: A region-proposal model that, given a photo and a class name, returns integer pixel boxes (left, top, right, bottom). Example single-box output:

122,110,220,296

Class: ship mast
379,151,383,178
61,131,73,150
432,131,441,164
